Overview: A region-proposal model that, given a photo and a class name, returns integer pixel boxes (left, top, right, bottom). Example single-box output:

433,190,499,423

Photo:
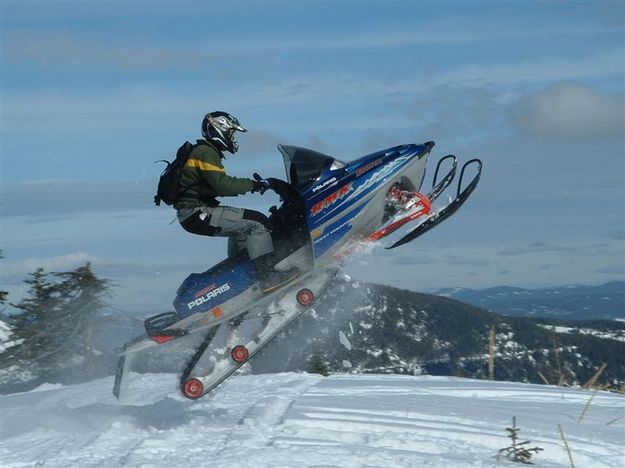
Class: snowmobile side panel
312,202,368,258
173,261,256,318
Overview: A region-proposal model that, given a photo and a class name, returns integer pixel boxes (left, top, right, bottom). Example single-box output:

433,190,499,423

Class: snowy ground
1,373,623,467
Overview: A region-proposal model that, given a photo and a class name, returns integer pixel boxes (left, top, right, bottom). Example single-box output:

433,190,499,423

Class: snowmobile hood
279,141,434,197
280,141,433,228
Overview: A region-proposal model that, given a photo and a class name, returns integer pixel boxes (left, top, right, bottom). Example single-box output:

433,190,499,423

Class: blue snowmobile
114,141,481,400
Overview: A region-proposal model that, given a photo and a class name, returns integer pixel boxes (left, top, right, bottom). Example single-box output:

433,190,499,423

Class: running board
387,158,482,249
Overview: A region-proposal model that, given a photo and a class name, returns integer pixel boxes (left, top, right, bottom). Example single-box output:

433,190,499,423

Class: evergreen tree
7,268,61,361
50,263,110,379
308,351,329,376
2,263,110,385
497,416,543,464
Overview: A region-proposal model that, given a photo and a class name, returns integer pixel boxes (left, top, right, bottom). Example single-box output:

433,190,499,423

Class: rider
174,111,299,293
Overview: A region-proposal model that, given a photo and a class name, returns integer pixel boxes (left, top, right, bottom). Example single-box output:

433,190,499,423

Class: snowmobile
113,141,482,400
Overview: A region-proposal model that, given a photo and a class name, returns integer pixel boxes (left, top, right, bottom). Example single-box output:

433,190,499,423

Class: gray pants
178,206,273,260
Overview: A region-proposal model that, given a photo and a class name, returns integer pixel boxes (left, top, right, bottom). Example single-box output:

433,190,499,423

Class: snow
0,374,622,468
339,330,352,350
0,320,23,353
537,324,625,342
0,374,623,467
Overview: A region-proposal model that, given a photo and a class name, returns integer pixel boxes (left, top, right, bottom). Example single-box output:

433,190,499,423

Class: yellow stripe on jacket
185,158,225,172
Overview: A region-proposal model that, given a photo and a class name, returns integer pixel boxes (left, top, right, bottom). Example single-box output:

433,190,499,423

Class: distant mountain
2,280,624,394
252,280,625,389
431,281,625,320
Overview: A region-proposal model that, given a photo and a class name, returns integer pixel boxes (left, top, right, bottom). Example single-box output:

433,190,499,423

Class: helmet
201,111,247,154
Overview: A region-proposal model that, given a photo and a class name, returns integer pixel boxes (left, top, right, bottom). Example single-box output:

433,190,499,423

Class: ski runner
174,111,299,293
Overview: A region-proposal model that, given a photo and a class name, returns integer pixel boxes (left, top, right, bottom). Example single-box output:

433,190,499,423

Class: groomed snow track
1,373,623,467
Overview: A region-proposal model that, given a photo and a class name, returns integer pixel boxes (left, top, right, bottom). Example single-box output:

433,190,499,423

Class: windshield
278,145,345,190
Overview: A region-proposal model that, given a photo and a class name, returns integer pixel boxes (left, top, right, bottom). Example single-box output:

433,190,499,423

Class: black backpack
154,141,198,206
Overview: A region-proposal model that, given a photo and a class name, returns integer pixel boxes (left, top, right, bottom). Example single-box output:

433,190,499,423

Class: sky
1,0,624,313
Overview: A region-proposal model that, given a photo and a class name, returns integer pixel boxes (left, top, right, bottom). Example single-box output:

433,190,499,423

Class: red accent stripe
151,335,176,344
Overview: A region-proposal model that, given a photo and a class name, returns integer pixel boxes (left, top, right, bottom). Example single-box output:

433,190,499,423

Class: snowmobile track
217,377,323,453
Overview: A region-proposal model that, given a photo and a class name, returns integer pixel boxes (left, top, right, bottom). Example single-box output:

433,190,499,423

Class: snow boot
252,253,300,294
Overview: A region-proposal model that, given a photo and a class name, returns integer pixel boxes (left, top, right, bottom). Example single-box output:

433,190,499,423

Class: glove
266,177,282,191
252,179,270,194
252,173,270,194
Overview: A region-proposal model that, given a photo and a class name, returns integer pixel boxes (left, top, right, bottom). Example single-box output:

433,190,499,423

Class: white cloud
509,83,625,139
2,252,103,278
6,22,617,69
4,30,197,70
436,49,624,86
498,241,583,256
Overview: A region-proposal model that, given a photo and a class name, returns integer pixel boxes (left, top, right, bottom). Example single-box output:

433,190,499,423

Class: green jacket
174,140,254,209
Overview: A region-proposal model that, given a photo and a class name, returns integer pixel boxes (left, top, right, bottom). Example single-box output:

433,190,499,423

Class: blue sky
1,0,624,313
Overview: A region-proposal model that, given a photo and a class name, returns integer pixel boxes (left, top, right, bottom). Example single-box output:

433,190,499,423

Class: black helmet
201,111,247,154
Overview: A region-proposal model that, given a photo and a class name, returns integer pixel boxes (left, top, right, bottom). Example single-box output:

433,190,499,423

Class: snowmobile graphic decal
310,182,353,217
312,203,367,257
187,283,231,310
173,262,255,317
307,151,415,229
355,158,383,176
311,176,338,193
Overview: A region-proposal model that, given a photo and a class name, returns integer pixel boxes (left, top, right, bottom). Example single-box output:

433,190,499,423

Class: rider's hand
252,174,270,194
266,178,282,191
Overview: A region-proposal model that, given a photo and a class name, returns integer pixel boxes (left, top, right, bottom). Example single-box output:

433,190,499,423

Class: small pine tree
497,416,543,465
308,351,329,376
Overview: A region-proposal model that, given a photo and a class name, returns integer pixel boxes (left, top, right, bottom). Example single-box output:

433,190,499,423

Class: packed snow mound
1,373,623,467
